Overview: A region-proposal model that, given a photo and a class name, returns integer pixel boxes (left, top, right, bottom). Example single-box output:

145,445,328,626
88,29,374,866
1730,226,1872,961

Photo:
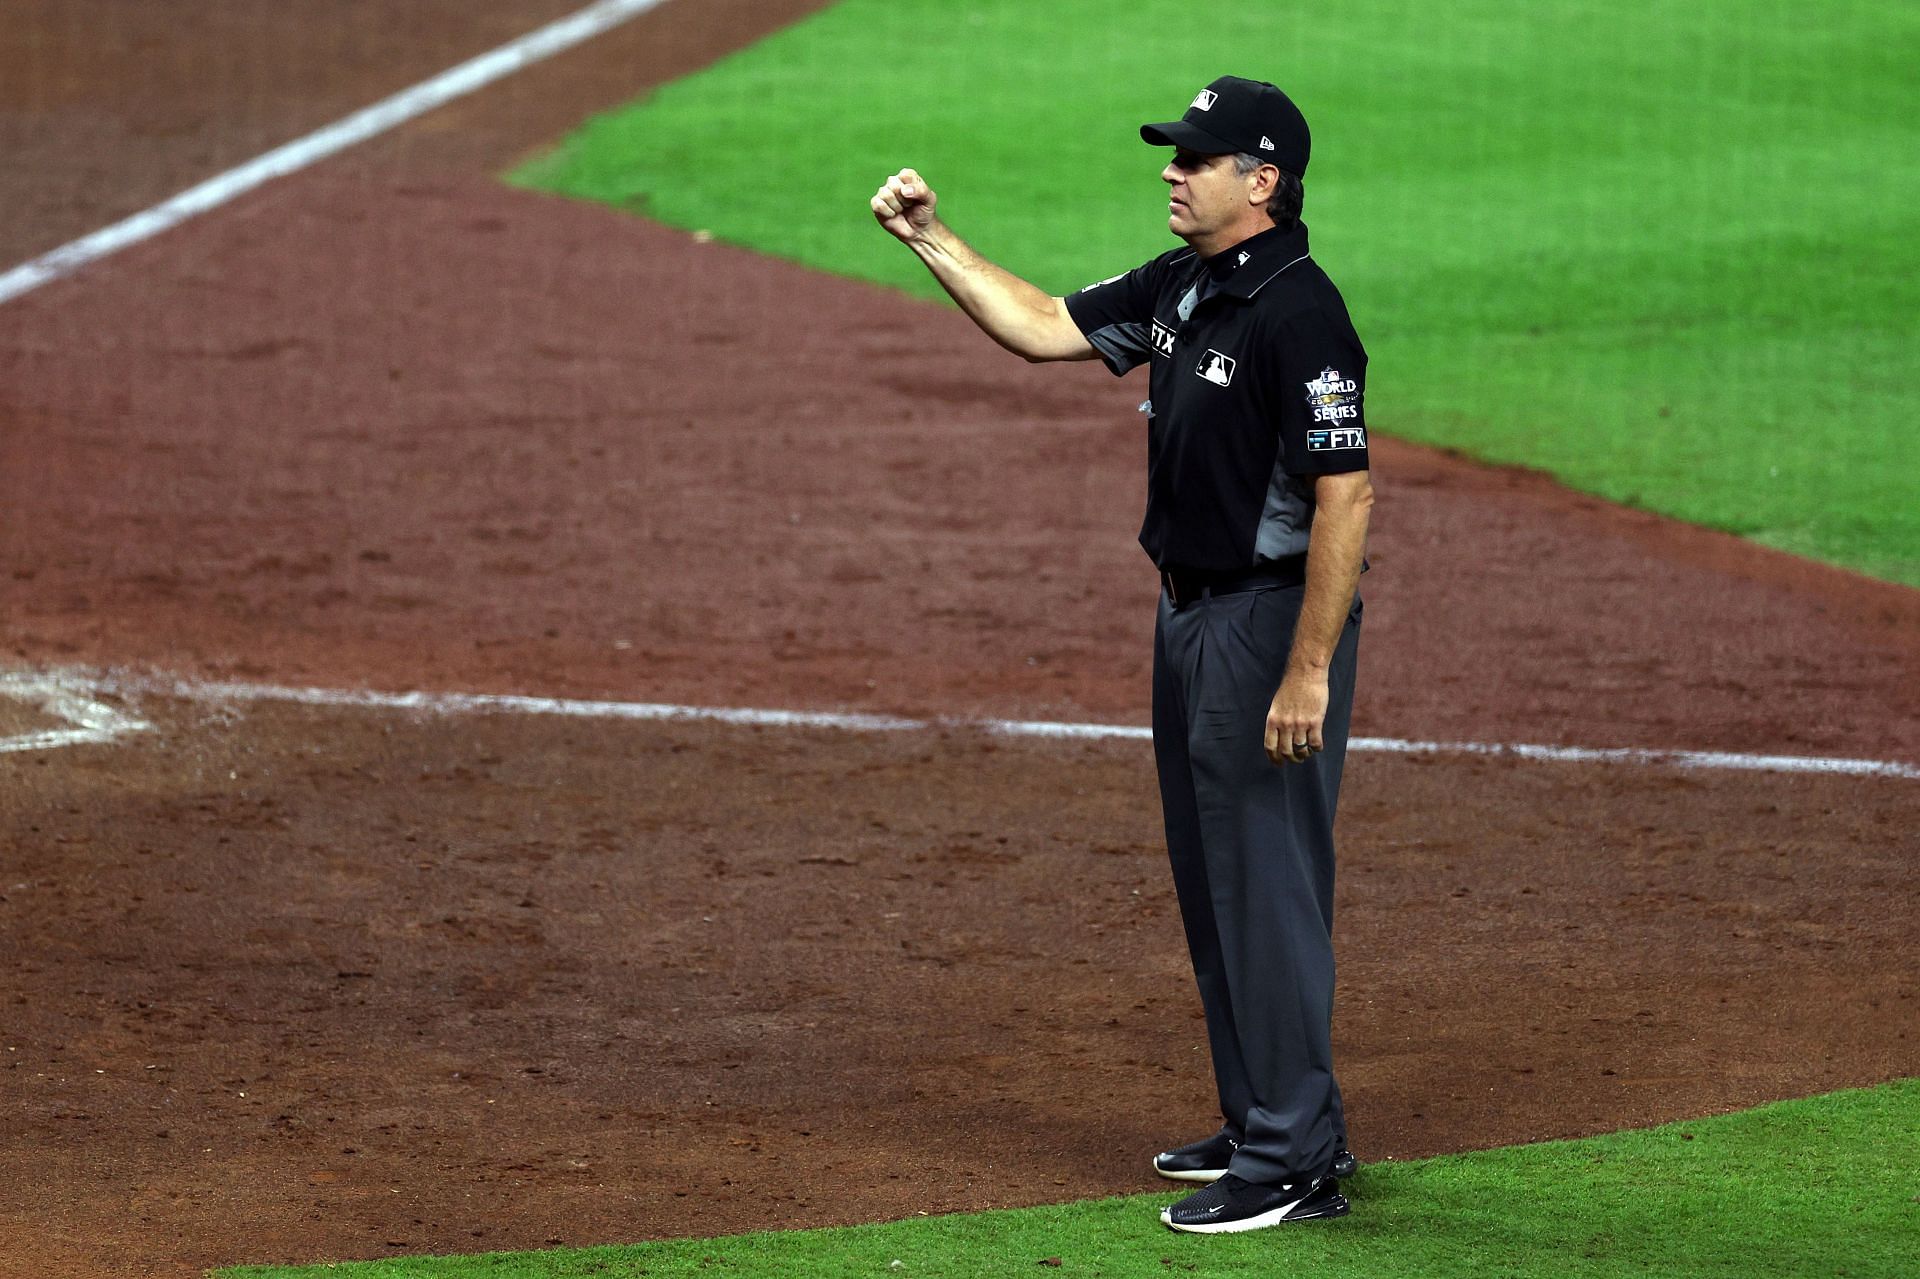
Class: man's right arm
871,168,1096,364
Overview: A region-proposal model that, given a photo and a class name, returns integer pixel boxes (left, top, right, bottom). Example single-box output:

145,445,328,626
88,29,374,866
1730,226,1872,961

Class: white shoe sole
1152,1163,1228,1184
1159,1191,1348,1233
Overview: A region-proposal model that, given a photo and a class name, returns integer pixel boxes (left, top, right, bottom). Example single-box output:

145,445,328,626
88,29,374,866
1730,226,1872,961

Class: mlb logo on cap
1191,89,1218,111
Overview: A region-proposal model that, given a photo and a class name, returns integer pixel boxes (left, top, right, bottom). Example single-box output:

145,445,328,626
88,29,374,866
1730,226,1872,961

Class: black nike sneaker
1153,1129,1357,1185
1160,1173,1350,1233
1152,1129,1241,1183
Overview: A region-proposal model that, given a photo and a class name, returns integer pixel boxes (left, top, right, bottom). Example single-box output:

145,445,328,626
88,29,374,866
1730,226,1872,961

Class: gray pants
1152,582,1361,1185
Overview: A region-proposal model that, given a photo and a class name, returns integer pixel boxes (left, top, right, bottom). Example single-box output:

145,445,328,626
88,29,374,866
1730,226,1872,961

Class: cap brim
1140,120,1239,153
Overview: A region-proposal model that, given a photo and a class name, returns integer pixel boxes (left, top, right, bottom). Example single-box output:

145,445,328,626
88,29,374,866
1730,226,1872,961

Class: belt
1160,557,1306,608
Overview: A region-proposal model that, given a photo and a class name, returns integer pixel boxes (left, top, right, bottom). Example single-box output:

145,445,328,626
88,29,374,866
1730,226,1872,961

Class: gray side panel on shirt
1253,451,1313,562
1085,321,1152,375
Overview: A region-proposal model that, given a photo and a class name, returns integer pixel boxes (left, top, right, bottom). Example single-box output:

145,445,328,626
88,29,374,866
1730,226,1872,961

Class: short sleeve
1276,308,1370,475
1063,259,1162,377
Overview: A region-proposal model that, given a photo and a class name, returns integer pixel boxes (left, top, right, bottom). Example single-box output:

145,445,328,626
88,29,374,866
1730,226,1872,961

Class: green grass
508,0,1920,586
220,1079,1918,1277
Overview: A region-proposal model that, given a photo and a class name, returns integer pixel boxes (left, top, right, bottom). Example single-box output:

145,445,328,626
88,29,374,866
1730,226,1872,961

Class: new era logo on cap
1259,135,1275,151
1191,89,1218,111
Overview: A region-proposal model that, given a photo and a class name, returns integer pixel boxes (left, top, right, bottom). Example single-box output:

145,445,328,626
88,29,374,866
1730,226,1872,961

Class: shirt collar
1200,221,1311,298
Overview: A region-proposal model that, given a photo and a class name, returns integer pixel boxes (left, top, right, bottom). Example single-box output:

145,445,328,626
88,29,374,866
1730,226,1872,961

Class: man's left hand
1265,670,1329,766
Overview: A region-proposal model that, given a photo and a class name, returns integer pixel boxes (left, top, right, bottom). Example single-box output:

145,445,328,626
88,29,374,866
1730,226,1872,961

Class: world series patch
1305,367,1360,424
1305,366,1364,451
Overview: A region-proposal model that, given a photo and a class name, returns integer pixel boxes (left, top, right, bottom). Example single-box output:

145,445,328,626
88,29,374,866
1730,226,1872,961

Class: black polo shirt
1063,221,1369,573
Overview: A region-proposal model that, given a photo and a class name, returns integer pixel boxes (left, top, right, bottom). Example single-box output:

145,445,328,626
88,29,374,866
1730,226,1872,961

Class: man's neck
1184,217,1273,261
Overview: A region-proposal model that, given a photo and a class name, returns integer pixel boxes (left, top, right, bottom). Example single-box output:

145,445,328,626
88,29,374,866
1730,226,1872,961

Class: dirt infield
1,2,1916,1276
6,699,1915,1277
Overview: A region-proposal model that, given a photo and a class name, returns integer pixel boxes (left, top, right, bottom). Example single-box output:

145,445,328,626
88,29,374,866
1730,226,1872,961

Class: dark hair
1232,153,1304,230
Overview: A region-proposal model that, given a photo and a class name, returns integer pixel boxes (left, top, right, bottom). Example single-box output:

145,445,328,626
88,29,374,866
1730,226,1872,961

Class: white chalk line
0,0,668,306
0,672,151,755
6,668,1913,781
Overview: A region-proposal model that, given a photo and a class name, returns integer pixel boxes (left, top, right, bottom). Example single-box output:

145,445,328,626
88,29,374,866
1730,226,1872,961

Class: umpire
871,75,1371,1234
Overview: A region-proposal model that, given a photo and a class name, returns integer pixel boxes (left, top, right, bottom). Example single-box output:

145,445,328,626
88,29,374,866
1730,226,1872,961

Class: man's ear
1249,163,1280,211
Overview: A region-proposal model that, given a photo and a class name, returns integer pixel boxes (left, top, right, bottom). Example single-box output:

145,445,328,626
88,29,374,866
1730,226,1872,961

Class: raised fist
870,168,938,241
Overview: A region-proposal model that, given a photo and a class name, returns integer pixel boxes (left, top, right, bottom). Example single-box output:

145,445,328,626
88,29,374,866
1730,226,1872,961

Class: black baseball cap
1141,76,1310,176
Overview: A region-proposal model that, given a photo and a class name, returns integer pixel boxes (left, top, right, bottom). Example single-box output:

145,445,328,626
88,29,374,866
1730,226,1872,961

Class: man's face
1162,147,1244,240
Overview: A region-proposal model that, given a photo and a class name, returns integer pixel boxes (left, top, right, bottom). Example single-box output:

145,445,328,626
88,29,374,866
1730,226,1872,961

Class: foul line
9,669,1908,781
0,673,151,755
0,0,668,306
